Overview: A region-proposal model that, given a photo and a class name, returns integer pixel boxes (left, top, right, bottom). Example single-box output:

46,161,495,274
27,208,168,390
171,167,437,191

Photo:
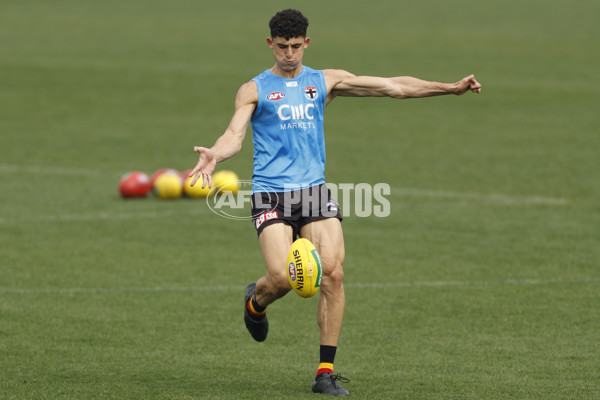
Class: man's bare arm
325,69,481,103
210,81,257,162
189,81,257,187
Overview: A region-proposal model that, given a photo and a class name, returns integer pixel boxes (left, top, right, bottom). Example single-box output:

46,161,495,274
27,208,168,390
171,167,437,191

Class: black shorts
251,183,342,238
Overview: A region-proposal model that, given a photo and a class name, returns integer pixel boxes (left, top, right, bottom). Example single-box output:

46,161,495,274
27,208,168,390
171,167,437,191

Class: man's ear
266,37,274,48
304,37,311,48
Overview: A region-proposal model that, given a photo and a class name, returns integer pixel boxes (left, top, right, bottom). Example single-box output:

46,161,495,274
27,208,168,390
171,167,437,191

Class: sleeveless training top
251,66,327,193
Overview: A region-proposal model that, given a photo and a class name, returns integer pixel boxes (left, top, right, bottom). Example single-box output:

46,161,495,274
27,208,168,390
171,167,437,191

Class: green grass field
1,0,599,399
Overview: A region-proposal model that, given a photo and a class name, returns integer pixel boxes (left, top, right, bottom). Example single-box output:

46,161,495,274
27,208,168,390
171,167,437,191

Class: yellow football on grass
287,238,323,298
183,175,213,198
154,171,182,199
211,170,240,195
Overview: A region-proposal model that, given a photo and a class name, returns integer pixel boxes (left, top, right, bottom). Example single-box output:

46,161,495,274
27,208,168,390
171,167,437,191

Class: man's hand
189,146,217,188
454,74,482,95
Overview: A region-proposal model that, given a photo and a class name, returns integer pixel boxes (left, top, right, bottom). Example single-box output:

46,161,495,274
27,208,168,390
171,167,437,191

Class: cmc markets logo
206,180,278,220
267,92,286,101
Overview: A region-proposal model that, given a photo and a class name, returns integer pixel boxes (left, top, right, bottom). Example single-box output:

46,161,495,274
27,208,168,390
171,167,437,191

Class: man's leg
244,222,294,342
300,218,345,346
300,218,349,396
255,223,295,306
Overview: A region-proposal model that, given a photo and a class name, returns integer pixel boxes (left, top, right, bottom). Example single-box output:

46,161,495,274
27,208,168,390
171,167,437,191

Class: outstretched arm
189,81,257,187
325,70,481,103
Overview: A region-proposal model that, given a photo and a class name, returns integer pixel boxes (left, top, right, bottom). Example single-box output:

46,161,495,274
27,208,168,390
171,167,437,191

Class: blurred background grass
1,0,599,399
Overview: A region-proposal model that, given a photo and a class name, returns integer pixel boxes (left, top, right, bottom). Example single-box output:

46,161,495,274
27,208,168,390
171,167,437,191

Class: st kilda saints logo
304,86,318,101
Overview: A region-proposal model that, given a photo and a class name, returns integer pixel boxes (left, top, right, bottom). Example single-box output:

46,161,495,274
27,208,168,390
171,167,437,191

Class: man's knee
322,258,344,287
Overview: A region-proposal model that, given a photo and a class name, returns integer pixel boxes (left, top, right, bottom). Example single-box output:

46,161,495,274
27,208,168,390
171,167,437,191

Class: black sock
247,295,267,318
251,296,266,313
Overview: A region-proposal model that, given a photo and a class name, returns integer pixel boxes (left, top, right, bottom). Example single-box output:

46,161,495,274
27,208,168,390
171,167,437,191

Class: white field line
0,164,569,224
0,189,569,224
1,277,598,296
17,210,179,222
0,164,106,176
0,208,213,224
0,191,569,224
390,187,569,206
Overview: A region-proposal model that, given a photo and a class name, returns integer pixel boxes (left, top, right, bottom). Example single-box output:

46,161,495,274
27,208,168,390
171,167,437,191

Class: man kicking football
189,9,481,396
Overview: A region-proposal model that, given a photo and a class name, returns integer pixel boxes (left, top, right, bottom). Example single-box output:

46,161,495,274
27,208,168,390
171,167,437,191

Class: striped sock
317,362,334,376
316,345,337,377
247,295,266,318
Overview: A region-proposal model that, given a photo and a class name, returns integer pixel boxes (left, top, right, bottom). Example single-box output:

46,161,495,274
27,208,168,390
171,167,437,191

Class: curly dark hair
269,9,309,40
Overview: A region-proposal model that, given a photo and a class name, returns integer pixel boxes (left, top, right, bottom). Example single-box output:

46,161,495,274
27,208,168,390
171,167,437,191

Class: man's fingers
190,146,215,187
190,172,213,188
203,174,212,189
465,75,481,94
471,80,482,93
190,172,201,187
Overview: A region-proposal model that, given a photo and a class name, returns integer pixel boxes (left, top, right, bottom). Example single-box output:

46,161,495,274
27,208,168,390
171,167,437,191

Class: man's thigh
258,222,295,278
299,218,345,270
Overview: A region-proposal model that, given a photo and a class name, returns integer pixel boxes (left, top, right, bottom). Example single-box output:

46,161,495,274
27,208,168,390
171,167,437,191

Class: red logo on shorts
254,210,279,229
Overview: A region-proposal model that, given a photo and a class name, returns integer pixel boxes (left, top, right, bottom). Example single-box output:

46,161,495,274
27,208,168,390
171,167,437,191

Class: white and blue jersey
251,66,327,193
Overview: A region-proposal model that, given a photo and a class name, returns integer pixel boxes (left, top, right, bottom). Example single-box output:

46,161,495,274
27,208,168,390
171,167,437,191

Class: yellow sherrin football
286,238,323,298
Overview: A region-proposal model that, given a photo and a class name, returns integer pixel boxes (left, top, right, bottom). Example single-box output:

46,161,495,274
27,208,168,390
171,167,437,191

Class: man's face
267,36,310,72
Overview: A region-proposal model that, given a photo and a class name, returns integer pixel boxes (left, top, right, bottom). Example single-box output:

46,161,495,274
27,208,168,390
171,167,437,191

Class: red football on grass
119,171,152,198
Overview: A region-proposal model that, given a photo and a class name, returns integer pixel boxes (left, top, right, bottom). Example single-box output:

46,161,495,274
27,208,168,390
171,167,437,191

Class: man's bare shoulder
323,69,356,91
235,80,259,107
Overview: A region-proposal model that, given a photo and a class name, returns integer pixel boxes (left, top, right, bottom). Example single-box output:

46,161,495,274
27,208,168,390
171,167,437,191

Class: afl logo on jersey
304,86,318,101
267,92,286,101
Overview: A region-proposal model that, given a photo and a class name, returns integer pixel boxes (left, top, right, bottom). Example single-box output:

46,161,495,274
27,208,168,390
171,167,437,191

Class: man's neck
270,64,303,79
